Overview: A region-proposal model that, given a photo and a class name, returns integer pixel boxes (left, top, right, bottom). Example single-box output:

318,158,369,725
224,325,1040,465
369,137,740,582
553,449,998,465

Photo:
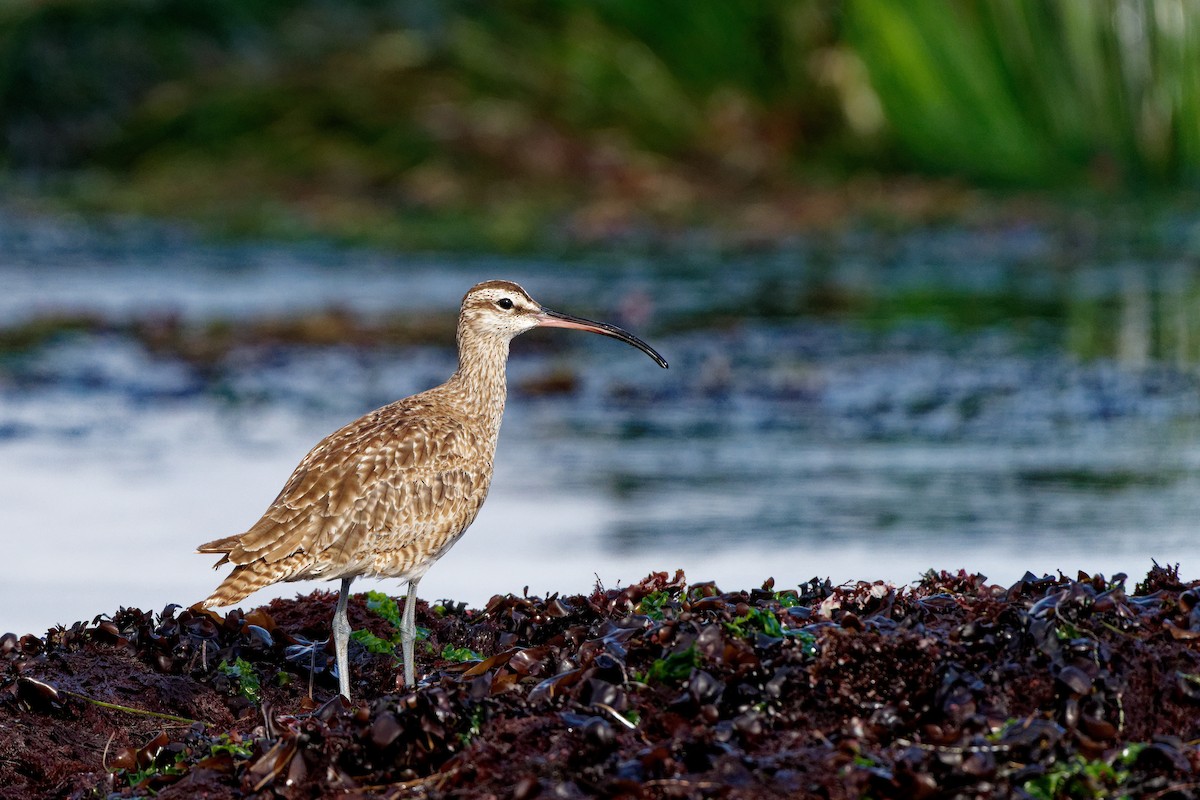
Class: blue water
2,209,1199,635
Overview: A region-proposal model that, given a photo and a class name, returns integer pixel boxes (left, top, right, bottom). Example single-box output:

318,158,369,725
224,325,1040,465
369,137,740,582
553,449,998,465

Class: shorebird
197,280,667,698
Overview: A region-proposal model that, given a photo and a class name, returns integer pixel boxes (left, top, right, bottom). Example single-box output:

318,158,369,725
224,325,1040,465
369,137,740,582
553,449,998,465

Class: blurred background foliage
0,0,1197,249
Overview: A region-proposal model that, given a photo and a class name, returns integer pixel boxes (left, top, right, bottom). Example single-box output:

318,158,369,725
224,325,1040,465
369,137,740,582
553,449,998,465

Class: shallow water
3,211,1199,635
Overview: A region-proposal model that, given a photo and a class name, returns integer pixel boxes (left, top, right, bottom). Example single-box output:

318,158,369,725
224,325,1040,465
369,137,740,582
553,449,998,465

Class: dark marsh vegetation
3,1,1200,248
4,566,1200,798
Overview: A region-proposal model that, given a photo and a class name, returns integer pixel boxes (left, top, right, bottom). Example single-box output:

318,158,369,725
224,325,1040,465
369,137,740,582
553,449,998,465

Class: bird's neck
444,326,511,436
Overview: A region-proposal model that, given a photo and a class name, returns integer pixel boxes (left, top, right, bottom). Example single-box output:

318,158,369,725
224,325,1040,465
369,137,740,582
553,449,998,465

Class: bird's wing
218,402,488,571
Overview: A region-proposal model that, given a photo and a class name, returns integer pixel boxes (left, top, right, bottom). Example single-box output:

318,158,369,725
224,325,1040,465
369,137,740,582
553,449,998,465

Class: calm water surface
3,211,1199,634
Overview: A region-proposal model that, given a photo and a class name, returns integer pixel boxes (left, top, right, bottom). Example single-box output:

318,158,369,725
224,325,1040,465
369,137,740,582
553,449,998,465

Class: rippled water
3,210,1200,635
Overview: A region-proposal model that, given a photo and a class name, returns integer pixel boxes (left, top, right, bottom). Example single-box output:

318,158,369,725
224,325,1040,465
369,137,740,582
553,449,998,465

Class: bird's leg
332,577,354,700
401,579,420,688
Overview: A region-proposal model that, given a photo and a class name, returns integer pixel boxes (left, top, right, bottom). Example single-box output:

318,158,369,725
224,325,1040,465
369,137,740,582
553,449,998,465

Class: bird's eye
497,298,514,310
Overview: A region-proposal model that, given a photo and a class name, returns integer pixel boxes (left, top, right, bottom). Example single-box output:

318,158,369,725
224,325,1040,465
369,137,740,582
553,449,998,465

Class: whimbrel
197,280,667,698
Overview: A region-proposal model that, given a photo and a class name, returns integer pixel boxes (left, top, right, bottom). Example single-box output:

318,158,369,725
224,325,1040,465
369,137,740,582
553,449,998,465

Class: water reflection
2,215,1200,634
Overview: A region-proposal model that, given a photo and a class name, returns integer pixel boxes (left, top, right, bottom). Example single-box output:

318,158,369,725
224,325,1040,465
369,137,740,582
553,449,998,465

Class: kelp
2,565,1200,798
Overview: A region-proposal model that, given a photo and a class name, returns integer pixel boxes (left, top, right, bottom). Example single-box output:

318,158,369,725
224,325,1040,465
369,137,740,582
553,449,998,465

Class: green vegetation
441,644,482,662
217,657,262,704
773,590,802,608
1022,745,1145,800
351,590,403,654
351,590,430,657
207,734,254,760
0,0,849,248
350,629,397,655
635,589,674,621
457,705,486,747
848,1,1200,186
726,607,818,656
726,607,790,639
2,1,1196,249
362,591,403,629
642,647,700,684
114,732,261,791
123,750,188,791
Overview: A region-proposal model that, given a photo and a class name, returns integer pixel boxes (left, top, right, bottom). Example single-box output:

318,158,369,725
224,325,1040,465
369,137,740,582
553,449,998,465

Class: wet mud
3,565,1200,799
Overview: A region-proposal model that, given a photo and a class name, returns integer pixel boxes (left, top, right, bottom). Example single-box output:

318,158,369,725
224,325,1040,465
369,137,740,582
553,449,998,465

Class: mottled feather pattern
199,368,504,607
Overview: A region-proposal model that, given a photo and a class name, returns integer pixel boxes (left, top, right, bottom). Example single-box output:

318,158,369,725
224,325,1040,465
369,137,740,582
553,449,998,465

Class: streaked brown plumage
197,280,667,698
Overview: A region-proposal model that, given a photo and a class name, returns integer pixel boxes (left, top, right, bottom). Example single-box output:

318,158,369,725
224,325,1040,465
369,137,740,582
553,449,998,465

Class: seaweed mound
3,565,1200,798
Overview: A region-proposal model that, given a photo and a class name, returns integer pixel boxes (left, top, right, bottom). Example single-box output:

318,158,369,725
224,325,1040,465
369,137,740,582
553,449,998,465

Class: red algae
3,565,1200,798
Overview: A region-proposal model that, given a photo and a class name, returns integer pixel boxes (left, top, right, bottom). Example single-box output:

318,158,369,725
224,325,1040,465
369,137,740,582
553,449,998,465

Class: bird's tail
197,531,312,608
200,563,284,609
196,534,241,568
198,530,295,608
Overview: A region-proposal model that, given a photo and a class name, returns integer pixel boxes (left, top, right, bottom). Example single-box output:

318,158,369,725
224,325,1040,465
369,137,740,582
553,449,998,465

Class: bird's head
460,280,668,368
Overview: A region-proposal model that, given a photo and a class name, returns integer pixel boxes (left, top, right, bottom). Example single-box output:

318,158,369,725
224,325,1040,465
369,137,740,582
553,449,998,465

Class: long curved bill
536,308,669,368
